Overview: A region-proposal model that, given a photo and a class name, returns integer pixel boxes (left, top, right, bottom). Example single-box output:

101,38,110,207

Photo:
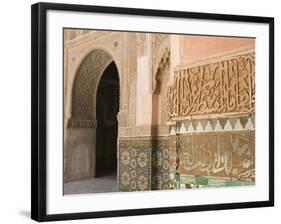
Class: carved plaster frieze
175,131,255,182
167,52,255,120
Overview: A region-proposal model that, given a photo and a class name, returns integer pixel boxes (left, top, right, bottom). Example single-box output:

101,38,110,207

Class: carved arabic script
167,52,255,120
177,132,255,182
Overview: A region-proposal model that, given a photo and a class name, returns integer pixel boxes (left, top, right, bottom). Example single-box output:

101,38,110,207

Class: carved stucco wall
118,48,256,191
152,34,170,94
64,30,127,182
71,49,113,120
167,50,255,189
167,51,255,120
168,116,255,187
64,31,123,123
64,30,256,191
152,48,171,133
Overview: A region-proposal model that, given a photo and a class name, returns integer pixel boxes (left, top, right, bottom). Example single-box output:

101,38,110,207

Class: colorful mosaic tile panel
151,137,171,190
119,138,151,191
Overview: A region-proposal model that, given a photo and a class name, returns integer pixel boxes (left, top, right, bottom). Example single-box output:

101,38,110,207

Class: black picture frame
31,2,274,222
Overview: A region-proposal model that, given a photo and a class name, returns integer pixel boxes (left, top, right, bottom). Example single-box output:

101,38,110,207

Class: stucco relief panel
64,32,123,120
71,49,113,120
167,52,255,120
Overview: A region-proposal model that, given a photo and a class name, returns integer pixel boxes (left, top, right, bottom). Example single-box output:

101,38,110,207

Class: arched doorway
96,62,120,177
64,49,121,193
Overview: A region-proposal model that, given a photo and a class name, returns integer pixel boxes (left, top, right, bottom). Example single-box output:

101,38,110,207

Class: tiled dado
178,175,254,189
119,138,151,191
169,131,255,184
168,115,255,185
151,137,171,190
118,137,171,191
118,116,255,191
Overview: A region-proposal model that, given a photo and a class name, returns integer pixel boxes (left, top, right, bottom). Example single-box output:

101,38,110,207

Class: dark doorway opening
96,61,120,178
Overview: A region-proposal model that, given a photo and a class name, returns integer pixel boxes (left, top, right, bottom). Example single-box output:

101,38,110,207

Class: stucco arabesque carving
67,32,122,91
71,49,113,124
167,52,255,121
153,48,170,94
152,34,170,94
65,32,123,125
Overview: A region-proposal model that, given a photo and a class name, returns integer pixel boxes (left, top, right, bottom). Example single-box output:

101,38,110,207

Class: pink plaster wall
180,35,255,64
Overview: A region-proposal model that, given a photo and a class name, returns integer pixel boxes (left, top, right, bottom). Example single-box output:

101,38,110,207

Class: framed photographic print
31,2,274,222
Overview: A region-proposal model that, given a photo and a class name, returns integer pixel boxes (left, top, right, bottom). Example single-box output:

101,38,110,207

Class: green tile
207,178,226,187
180,175,196,184
225,179,254,186
196,176,208,185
